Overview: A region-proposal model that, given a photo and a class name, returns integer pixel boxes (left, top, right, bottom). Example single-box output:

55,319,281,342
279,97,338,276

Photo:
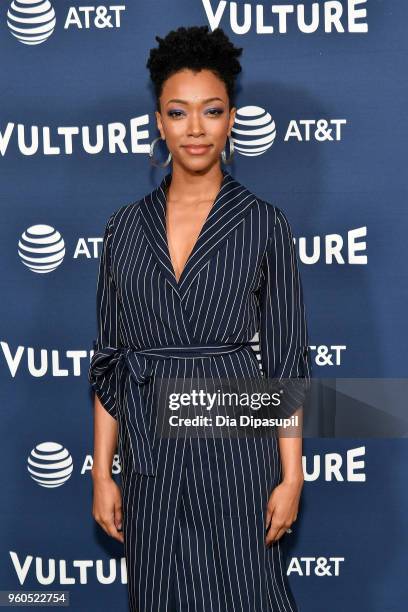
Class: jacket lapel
139,168,257,298
139,171,179,294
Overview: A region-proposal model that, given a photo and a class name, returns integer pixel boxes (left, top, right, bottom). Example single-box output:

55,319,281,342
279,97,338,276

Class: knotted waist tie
89,342,252,476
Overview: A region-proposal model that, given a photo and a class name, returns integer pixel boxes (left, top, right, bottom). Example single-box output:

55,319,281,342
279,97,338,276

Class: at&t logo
7,0,56,45
18,224,65,273
27,442,74,488
6,1,125,45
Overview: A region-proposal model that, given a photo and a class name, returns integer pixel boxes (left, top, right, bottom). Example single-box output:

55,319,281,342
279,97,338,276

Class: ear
155,110,165,139
228,106,237,134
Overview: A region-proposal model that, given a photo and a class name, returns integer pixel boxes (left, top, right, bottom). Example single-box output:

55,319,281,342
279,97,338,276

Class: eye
168,110,185,118
206,108,224,116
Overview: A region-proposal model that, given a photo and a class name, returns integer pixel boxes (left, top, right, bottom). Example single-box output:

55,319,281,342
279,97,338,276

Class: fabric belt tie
90,342,251,476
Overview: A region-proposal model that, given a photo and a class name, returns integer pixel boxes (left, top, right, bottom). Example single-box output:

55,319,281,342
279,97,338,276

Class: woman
89,25,312,612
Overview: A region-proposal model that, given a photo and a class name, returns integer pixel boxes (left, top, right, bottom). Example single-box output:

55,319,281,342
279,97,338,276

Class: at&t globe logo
7,0,56,46
232,105,277,156
27,442,73,488
18,224,65,273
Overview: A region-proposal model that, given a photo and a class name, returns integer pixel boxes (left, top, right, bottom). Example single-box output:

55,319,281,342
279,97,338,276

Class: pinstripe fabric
88,168,312,611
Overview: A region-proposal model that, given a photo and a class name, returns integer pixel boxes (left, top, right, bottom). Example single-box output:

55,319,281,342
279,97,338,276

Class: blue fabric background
0,1,406,610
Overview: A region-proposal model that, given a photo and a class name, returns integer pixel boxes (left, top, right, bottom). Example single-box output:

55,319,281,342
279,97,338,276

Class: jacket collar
139,168,256,298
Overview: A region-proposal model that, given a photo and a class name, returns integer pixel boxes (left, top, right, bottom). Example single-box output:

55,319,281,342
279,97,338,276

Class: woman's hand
92,473,124,544
265,476,303,547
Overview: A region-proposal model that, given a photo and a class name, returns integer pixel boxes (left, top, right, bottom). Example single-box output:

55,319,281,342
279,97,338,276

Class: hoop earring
221,134,234,165
149,136,172,168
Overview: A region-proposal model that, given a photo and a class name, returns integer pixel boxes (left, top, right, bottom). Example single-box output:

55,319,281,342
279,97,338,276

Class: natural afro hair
146,25,243,112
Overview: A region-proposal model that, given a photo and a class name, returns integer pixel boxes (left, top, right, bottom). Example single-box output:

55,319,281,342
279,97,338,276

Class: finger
114,504,123,532
113,531,124,543
265,500,274,529
97,519,111,540
273,527,287,543
265,516,288,545
107,529,124,543
106,520,124,542
265,523,279,546
266,525,291,547
265,508,272,530
101,515,118,537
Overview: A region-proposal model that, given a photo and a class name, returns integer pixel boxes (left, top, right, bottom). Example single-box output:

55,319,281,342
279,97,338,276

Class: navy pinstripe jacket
88,168,312,476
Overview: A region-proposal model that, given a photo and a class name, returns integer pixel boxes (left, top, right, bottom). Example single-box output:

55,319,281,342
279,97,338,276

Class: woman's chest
110,206,269,322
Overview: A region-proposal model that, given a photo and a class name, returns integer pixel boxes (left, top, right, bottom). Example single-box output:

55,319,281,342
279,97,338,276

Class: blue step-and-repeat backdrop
1,1,407,611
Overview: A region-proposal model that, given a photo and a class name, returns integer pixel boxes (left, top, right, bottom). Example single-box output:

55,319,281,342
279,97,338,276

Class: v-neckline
162,169,229,287
139,168,256,296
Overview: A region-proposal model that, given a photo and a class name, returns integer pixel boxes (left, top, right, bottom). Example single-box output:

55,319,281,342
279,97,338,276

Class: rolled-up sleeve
88,212,120,419
258,206,312,418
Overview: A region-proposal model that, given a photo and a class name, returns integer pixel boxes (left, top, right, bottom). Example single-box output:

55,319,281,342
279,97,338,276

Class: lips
183,145,212,155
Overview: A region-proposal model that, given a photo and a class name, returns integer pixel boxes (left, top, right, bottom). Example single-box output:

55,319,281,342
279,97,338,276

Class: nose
187,110,205,137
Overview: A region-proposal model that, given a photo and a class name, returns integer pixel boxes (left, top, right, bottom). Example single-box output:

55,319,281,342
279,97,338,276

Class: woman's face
155,68,236,173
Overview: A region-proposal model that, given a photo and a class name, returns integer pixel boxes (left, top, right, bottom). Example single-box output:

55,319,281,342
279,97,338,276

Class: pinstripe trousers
121,428,299,612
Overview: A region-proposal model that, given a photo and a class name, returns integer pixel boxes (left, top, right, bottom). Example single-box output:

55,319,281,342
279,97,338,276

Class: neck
165,164,225,205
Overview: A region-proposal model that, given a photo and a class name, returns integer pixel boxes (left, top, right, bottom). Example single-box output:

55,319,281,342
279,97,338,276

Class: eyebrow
165,97,225,106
